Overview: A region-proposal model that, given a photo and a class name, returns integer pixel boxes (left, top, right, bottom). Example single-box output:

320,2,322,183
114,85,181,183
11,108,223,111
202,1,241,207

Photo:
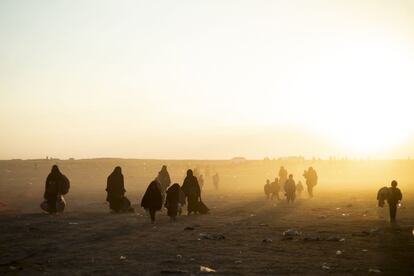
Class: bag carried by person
197,200,209,214
56,195,66,212
121,196,134,212
40,195,66,213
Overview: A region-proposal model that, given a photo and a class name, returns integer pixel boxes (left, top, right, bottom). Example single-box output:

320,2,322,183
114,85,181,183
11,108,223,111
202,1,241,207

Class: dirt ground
0,159,413,275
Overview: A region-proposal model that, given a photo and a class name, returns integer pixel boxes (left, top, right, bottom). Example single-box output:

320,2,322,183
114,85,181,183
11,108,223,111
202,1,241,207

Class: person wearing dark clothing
303,167,318,198
181,169,201,215
141,180,163,223
213,172,220,190
264,179,271,199
157,165,171,193
284,174,296,203
377,186,389,207
106,166,132,213
270,177,280,200
43,165,70,213
387,180,402,223
165,183,186,221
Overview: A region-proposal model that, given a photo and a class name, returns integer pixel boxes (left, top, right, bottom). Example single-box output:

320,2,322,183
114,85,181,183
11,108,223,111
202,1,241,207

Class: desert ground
0,159,413,275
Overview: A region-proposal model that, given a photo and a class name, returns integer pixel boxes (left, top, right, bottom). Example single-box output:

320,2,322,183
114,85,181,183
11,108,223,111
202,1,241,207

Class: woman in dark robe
165,183,186,221
181,169,201,215
43,165,70,213
141,180,163,223
157,165,171,193
106,166,126,212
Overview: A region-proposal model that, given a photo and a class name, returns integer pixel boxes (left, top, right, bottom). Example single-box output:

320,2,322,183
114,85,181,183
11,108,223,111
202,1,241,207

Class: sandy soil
1,193,413,275
0,160,413,275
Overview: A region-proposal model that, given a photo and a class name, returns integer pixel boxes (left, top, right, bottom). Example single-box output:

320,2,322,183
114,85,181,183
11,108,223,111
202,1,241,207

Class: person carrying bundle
165,183,186,221
141,180,163,223
41,165,70,214
106,166,133,213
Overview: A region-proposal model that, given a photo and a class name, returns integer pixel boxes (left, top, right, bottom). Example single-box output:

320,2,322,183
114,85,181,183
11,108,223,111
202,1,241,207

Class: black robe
158,168,171,192
181,175,201,213
106,171,126,212
165,184,185,217
141,181,163,211
44,170,69,213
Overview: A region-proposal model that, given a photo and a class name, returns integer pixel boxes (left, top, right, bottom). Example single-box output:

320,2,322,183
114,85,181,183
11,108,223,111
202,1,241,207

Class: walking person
270,177,280,200
141,180,163,223
181,169,201,215
42,165,70,213
387,180,402,223
165,183,186,222
106,166,133,213
284,174,296,204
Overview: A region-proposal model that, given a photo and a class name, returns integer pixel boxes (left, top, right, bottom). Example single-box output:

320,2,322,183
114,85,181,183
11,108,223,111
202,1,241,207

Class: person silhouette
270,177,280,200
387,180,402,223
42,165,70,213
165,183,186,222
181,169,201,215
212,172,220,190
106,166,133,213
264,179,271,199
303,167,318,198
141,180,163,223
284,174,296,203
157,165,171,193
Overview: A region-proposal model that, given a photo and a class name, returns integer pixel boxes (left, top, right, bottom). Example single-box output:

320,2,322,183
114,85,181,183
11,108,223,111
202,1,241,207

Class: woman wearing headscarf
43,165,70,213
157,165,171,193
181,169,201,215
141,180,163,223
165,183,186,221
106,166,127,212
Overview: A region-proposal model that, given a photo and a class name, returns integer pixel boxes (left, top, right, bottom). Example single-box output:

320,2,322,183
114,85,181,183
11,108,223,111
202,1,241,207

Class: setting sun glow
1,0,414,159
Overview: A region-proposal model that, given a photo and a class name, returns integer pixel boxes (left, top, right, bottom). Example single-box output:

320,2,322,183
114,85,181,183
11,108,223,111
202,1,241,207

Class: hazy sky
1,0,414,159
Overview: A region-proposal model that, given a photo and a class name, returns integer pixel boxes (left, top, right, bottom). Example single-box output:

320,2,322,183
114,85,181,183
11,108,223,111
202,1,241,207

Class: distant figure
284,174,296,203
141,180,163,223
303,167,318,198
387,180,403,223
106,167,133,213
270,177,280,200
42,165,70,214
264,179,271,199
213,172,220,190
199,174,204,190
278,166,288,191
181,169,201,215
165,183,186,222
157,165,171,193
296,181,304,196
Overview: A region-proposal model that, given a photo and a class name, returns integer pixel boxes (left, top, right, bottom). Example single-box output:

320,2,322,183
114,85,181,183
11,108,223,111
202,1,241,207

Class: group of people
42,165,209,224
106,165,210,223
42,164,404,224
264,166,318,203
